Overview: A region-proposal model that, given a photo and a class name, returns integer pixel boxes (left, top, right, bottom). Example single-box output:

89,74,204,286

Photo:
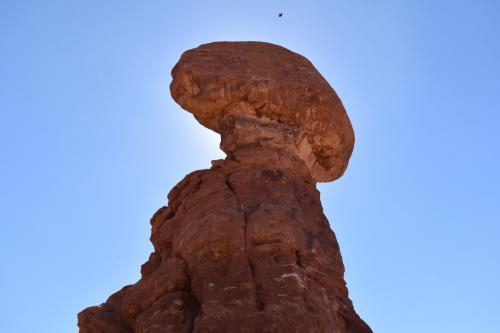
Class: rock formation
78,41,372,333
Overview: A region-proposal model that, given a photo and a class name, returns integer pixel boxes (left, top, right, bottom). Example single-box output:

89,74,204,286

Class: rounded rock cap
170,41,354,182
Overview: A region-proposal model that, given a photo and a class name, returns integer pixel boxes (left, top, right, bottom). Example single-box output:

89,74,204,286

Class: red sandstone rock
78,41,371,333
170,42,354,182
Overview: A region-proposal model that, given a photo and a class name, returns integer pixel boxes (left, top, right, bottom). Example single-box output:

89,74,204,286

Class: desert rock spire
78,41,371,333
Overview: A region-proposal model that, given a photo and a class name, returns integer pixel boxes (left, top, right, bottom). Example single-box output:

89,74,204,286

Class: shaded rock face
78,41,371,333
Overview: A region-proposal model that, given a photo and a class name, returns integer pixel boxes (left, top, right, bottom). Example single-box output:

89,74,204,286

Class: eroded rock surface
78,41,371,333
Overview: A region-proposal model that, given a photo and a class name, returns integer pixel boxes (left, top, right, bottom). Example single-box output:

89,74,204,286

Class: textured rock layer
78,42,371,333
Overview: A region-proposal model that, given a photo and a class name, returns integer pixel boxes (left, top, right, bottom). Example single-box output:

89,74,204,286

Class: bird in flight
278,12,283,17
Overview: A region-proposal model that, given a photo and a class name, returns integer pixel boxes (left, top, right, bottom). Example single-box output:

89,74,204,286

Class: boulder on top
170,41,354,182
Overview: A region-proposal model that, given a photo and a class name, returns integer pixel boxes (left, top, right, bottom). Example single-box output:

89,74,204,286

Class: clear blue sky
1,1,499,332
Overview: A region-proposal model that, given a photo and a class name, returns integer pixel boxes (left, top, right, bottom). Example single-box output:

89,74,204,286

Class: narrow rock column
78,41,372,333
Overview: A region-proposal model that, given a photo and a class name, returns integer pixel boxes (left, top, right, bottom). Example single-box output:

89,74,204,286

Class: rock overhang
170,41,354,182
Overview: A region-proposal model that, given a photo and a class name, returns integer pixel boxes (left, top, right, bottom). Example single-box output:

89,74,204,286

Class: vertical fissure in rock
248,258,265,312
178,255,201,333
185,290,200,333
225,174,265,312
242,202,248,254
186,280,200,332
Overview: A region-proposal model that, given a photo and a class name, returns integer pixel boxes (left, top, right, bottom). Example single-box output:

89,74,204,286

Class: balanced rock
78,41,371,333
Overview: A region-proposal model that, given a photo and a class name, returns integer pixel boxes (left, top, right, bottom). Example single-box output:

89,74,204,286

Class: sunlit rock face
78,41,371,333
